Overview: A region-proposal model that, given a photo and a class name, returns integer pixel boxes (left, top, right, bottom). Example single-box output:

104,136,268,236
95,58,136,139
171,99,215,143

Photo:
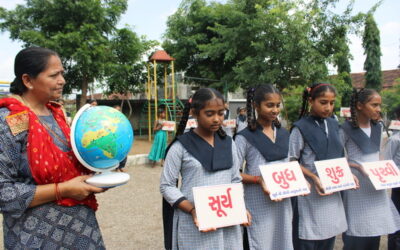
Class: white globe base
85,172,130,188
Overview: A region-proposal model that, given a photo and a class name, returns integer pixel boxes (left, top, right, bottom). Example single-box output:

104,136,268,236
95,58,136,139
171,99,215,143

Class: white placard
192,183,247,231
340,107,351,118
259,161,310,200
223,119,236,128
162,121,176,131
185,118,198,129
389,120,400,130
314,158,356,193
362,160,400,190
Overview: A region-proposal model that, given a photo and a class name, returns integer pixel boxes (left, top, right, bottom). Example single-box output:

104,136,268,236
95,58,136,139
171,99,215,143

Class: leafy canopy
163,0,363,92
0,0,154,106
363,13,382,90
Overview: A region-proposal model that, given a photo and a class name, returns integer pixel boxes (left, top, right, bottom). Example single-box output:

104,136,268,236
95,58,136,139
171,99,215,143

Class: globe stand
70,104,133,189
85,170,130,188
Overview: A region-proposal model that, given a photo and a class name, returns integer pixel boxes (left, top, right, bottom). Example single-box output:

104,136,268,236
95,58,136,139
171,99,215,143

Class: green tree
102,27,157,117
281,85,305,126
0,0,135,107
328,73,353,108
163,0,361,91
381,81,400,119
333,26,352,88
163,0,237,93
104,27,157,95
362,13,382,90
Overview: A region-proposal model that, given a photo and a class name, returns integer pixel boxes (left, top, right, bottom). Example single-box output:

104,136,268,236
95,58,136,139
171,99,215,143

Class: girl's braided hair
298,83,337,119
165,88,226,157
246,84,282,131
349,88,379,128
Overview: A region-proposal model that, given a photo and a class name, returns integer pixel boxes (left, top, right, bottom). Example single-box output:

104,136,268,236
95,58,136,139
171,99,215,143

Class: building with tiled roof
350,69,400,89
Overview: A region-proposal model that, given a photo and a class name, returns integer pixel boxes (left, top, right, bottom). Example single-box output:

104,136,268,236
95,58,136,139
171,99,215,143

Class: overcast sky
0,0,399,82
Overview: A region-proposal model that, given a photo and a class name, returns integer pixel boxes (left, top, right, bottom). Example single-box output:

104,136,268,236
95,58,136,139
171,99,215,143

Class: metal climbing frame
142,50,182,141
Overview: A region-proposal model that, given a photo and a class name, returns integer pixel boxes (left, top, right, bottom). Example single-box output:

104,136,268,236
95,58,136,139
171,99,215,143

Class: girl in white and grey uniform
289,83,350,250
235,85,293,250
341,89,400,250
160,88,251,250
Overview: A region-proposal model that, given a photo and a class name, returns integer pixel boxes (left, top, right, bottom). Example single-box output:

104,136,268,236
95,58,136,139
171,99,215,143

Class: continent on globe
72,104,134,171
81,129,117,158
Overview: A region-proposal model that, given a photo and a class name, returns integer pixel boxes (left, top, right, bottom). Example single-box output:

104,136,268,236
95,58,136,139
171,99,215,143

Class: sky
0,0,399,82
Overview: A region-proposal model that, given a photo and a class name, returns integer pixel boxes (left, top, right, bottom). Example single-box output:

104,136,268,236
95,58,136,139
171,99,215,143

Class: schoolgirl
160,88,249,250
385,106,400,250
148,109,167,167
341,89,400,250
289,83,348,250
235,84,293,249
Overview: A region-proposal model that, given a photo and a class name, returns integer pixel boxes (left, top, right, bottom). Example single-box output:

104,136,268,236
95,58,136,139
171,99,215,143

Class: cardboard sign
185,118,198,129
223,119,236,128
162,121,176,131
259,161,310,200
389,120,400,130
192,183,247,231
340,107,351,118
362,160,400,190
314,158,356,193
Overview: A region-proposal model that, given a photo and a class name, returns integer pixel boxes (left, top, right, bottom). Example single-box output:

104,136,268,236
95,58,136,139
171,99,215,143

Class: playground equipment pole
164,64,169,141
147,63,151,141
147,50,176,140
164,65,168,102
171,60,176,131
153,60,158,135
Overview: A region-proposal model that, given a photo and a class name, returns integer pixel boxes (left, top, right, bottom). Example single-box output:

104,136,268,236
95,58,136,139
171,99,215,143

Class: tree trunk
126,94,133,119
80,78,88,108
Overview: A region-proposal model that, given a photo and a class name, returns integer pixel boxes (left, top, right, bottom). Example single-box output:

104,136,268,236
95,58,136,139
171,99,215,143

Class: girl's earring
28,86,33,90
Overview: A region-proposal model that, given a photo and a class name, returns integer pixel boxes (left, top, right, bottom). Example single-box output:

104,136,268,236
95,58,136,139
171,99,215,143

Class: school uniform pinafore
160,131,243,250
235,125,293,250
289,117,348,249
341,121,400,249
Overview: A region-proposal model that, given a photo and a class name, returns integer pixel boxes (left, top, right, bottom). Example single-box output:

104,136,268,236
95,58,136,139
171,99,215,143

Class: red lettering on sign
208,188,233,217
369,162,399,183
272,169,297,189
326,166,344,184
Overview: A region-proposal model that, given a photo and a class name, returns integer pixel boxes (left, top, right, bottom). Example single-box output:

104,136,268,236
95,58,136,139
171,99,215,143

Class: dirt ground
96,163,164,249
129,135,174,155
129,136,154,155
0,137,389,249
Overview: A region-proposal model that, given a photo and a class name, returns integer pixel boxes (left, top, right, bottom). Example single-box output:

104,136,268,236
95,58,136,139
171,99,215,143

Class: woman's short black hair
10,47,58,95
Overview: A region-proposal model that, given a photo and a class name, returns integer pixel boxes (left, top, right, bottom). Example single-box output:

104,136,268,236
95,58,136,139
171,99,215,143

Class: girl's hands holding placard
191,208,217,232
311,175,333,196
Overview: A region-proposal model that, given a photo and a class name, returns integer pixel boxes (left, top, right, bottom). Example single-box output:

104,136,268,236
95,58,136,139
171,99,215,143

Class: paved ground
0,137,389,249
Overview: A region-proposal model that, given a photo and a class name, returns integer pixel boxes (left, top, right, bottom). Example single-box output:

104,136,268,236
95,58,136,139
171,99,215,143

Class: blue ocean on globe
71,105,134,171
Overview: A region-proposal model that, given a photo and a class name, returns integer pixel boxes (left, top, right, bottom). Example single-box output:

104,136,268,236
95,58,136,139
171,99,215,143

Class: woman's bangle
254,176,260,184
55,183,62,201
189,207,195,214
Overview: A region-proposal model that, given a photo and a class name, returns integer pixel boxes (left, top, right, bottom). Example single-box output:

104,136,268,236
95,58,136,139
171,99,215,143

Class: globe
71,104,134,172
